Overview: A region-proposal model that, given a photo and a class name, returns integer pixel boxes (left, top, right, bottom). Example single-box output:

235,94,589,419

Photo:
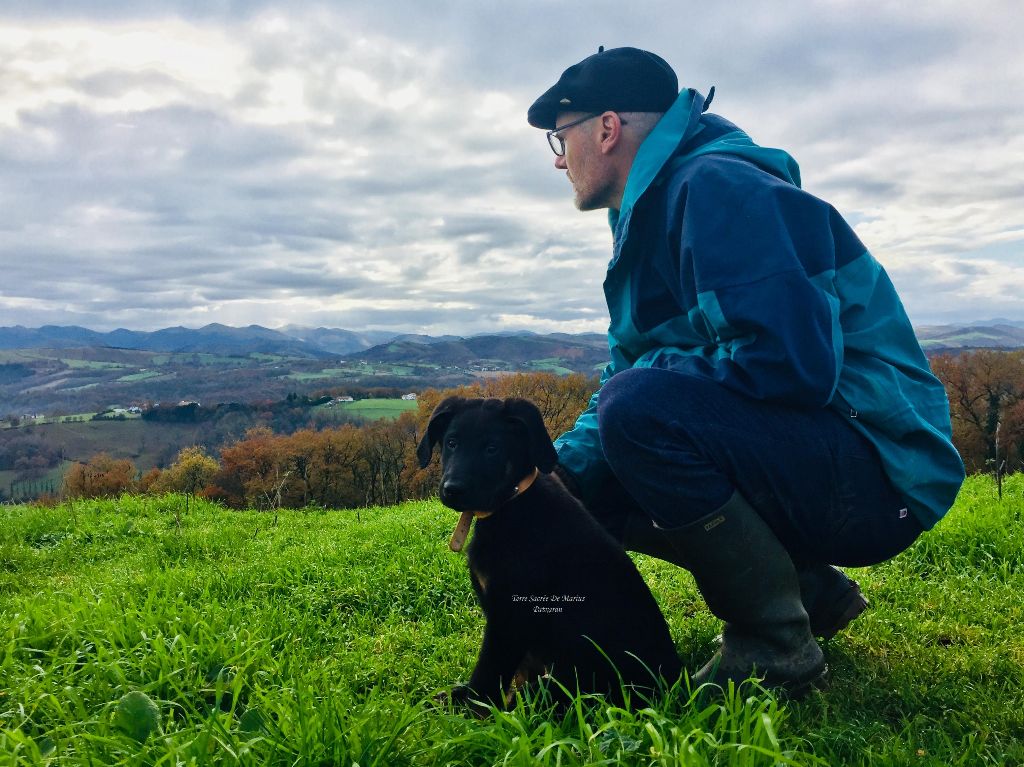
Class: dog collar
448,468,540,552
507,466,540,501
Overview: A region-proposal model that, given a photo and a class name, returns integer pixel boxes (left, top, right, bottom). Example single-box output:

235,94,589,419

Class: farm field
1,475,1022,765
320,397,419,420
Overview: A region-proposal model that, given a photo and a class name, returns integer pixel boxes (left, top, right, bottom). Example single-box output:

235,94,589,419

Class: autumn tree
138,467,163,494
215,425,373,510
930,350,1024,473
216,426,288,509
62,453,138,499
305,425,367,509
357,412,419,507
276,429,320,508
151,446,220,499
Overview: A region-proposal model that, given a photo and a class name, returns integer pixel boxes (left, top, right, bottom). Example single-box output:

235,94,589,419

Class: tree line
930,349,1024,474
60,372,598,508
54,352,1024,508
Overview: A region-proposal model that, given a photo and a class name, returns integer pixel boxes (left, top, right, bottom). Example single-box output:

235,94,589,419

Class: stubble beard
573,181,611,212
570,170,610,212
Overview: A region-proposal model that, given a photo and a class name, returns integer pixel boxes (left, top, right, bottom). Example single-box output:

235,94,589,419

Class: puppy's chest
466,550,527,598
466,540,540,597
466,529,590,602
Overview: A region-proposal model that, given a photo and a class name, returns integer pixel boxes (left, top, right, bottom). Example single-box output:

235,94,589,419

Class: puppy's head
417,397,557,511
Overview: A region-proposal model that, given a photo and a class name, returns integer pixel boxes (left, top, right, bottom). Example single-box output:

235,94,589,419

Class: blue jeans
595,367,923,567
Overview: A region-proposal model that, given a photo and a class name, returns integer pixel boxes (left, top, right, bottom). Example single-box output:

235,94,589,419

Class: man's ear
598,111,624,155
417,397,464,468
503,398,558,473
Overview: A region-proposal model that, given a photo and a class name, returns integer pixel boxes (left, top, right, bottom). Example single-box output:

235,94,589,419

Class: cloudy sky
1,1,1021,335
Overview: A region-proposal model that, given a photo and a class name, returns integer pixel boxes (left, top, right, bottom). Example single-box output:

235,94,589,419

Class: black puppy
417,396,681,711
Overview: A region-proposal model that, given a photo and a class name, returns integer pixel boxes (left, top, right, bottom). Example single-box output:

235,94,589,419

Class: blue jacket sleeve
553,334,640,501
634,269,843,406
553,361,614,502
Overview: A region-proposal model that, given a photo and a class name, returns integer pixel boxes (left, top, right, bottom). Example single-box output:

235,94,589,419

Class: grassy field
337,398,418,419
311,398,419,423
1,475,1022,765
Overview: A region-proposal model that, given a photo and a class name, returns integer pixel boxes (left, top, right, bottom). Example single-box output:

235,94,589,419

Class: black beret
527,46,678,129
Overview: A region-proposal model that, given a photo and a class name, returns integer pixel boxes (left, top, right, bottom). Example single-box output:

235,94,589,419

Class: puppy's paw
434,685,491,718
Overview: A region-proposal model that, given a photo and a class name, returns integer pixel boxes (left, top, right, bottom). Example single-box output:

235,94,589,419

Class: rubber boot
653,492,826,691
624,510,867,640
797,564,868,640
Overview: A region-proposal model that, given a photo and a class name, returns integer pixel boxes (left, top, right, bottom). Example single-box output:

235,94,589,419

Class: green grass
336,398,418,419
1,476,1022,765
115,371,166,383
60,360,127,371
53,413,98,423
528,358,576,375
310,398,418,422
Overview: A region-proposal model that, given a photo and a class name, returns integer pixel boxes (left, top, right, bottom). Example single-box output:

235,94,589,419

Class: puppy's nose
441,480,466,504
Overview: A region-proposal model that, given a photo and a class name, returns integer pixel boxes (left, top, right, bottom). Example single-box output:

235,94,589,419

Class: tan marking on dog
472,567,489,593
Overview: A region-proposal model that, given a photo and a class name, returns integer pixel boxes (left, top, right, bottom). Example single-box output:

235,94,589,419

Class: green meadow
311,398,420,423
336,398,419,419
1,475,1022,765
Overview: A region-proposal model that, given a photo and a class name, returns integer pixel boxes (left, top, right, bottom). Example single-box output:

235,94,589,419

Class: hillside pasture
310,397,419,424
1,475,1022,765
526,358,577,375
335,397,418,419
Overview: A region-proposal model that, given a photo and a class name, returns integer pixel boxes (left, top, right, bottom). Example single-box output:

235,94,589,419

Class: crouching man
528,46,965,690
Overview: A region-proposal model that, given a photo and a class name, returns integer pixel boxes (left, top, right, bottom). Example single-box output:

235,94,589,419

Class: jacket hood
610,88,802,237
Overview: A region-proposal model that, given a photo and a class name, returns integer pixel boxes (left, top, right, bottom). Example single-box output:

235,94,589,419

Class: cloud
0,1,1021,334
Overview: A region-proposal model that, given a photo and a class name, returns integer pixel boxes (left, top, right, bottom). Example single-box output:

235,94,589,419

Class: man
527,47,965,691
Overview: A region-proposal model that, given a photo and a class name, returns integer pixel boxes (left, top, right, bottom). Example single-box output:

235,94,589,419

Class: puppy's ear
503,398,558,473
417,397,464,468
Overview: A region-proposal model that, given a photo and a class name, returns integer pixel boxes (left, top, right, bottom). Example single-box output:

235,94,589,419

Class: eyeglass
546,113,628,156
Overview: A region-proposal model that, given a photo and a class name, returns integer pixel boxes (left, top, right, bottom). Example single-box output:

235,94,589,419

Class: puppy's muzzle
440,479,468,509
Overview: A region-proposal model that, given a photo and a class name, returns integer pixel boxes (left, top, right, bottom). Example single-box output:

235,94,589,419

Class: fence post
995,421,1002,501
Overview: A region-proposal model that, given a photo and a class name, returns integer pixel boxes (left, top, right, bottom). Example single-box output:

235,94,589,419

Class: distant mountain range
0,323,391,357
1,320,1023,359
347,332,609,369
914,322,1024,351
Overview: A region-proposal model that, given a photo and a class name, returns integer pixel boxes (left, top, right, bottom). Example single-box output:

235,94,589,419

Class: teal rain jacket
554,88,965,530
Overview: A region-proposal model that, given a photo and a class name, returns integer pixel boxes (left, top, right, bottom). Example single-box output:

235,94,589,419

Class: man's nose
554,154,567,170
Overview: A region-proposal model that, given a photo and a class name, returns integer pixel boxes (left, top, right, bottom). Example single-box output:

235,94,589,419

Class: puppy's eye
446,437,457,449
485,443,499,455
